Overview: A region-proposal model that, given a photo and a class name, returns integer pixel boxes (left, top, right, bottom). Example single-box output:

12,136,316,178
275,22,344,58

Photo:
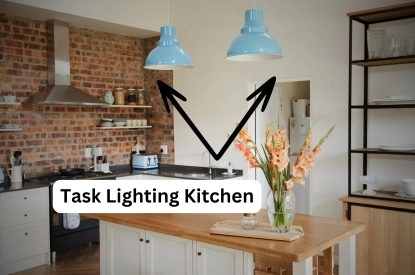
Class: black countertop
0,164,243,194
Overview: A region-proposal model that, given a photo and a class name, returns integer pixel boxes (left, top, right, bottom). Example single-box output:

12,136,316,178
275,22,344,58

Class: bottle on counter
103,155,107,164
227,162,233,175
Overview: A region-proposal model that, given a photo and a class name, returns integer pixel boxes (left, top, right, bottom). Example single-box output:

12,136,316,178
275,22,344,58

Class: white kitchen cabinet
101,221,192,275
145,230,193,275
102,222,145,275
0,187,50,275
100,221,251,275
195,241,244,275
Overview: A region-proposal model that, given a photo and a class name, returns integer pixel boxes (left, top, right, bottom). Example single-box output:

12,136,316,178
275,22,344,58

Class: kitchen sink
180,173,212,179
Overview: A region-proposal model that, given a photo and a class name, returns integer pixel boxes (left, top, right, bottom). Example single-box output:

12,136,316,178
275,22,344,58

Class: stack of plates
378,144,415,151
372,96,415,105
0,124,19,129
99,119,114,127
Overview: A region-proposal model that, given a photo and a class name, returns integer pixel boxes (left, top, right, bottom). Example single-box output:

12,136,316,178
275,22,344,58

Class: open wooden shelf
352,55,415,67
93,126,152,130
0,128,22,132
0,102,21,106
351,148,415,155
107,104,151,108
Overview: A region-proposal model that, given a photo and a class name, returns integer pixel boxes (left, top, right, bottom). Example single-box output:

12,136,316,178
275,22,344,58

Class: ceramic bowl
101,118,112,122
113,121,126,127
112,119,126,123
99,122,114,127
402,179,415,196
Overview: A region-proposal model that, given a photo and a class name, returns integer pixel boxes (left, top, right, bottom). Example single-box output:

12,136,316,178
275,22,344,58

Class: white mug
8,165,22,183
142,119,147,126
126,120,132,127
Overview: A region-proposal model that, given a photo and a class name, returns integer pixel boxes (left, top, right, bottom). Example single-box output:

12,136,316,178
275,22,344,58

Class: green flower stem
272,190,289,230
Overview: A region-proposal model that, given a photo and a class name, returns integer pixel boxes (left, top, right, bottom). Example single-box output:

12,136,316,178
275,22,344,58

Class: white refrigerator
289,117,311,215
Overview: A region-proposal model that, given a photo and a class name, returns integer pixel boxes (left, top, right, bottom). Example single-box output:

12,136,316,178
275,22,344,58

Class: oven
26,171,116,262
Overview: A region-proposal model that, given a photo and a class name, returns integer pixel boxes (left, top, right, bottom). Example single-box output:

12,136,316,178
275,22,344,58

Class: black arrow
157,76,276,161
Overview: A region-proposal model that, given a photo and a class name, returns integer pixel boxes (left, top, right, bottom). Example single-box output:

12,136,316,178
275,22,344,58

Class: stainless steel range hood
24,20,108,106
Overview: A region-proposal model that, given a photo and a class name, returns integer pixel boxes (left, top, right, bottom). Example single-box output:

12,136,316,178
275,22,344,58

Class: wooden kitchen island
84,210,364,275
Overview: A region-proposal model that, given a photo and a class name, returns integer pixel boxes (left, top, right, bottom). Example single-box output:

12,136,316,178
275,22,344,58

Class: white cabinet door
1,221,49,264
145,230,193,275
104,222,146,275
195,241,244,275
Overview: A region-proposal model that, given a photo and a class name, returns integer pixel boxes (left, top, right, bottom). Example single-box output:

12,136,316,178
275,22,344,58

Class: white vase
267,189,295,233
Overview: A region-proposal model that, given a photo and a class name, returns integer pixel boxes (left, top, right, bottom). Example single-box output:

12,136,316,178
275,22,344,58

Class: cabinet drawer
0,187,48,210
1,220,49,264
0,203,48,228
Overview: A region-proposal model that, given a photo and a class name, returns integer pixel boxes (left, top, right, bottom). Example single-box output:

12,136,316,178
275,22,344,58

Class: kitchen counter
110,163,244,180
0,163,242,193
84,209,363,262
0,181,49,193
84,210,364,274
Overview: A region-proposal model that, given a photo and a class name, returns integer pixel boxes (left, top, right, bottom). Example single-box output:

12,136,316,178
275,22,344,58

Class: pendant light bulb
144,0,193,70
226,9,282,61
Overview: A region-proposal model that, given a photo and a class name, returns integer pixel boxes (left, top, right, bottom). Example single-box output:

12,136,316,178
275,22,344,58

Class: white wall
171,0,414,218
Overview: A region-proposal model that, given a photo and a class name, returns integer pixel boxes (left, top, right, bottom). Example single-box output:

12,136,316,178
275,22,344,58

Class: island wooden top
83,209,364,262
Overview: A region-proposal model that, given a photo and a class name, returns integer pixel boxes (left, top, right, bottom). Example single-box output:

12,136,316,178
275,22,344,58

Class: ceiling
0,1,159,38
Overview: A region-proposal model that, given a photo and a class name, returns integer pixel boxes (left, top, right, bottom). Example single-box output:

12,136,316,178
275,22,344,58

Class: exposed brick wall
143,37,174,164
0,14,174,173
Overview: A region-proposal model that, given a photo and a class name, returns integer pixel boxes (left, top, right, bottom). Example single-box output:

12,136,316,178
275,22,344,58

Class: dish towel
210,220,304,242
63,213,80,229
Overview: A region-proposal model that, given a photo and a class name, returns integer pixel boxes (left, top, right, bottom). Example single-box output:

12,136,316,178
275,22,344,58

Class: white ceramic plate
221,172,236,176
395,192,415,198
99,122,114,127
378,144,415,151
372,97,415,105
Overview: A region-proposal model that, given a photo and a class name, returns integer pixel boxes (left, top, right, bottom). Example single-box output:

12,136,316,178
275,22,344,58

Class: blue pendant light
144,0,193,70
226,8,282,61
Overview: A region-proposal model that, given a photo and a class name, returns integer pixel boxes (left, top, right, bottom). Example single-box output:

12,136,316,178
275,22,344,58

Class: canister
114,88,125,105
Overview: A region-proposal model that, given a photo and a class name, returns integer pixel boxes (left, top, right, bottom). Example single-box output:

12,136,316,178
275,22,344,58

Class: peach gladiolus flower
233,122,335,193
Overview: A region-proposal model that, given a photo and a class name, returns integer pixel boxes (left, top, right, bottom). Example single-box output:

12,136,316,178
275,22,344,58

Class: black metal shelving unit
347,2,415,203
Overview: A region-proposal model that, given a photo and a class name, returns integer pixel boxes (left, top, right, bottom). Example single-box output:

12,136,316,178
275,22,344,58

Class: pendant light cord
253,0,256,8
167,0,170,25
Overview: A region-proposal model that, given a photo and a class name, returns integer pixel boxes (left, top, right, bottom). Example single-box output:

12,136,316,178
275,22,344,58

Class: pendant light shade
144,26,193,70
226,9,282,61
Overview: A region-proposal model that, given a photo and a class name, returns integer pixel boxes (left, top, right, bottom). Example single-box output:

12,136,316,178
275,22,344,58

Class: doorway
247,77,311,214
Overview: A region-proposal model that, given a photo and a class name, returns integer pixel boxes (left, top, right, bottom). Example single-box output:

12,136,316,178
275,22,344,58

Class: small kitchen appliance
132,154,158,169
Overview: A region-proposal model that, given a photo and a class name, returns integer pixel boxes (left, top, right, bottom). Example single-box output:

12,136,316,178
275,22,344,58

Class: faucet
203,151,213,175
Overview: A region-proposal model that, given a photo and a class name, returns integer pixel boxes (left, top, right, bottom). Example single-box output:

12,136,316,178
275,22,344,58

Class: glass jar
137,89,145,105
127,89,137,105
114,88,125,105
240,213,258,230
